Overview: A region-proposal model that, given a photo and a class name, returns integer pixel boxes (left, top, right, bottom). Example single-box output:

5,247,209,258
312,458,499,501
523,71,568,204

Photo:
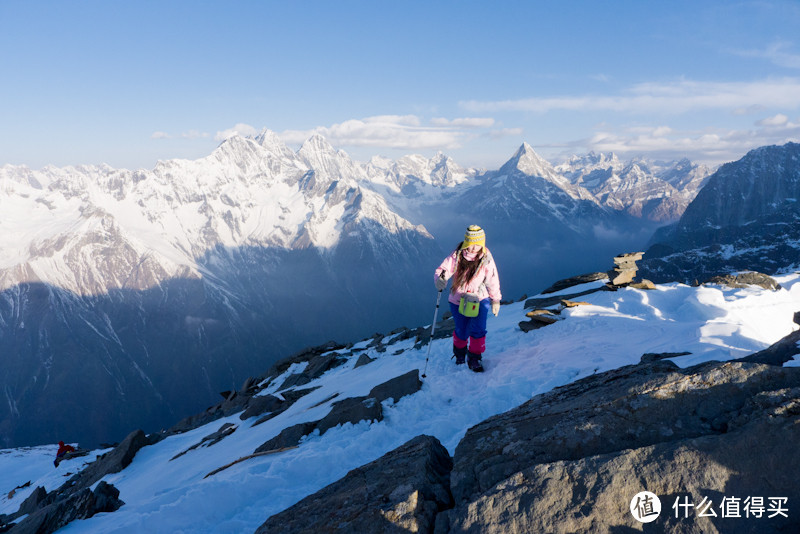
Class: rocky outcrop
255,435,453,534
607,251,644,286
704,271,781,291
438,357,800,533
7,482,123,534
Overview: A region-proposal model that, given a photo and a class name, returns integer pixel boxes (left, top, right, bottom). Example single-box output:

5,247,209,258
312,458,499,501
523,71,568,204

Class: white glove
492,301,500,316
435,274,447,291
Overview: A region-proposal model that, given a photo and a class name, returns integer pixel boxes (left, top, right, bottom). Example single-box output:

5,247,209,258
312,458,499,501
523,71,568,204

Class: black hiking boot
453,345,467,365
467,351,484,372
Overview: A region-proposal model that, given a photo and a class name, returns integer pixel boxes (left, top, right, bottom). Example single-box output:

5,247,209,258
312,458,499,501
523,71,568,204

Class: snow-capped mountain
0,131,442,449
641,142,800,282
366,151,474,192
0,131,712,450
556,152,713,222
2,271,799,533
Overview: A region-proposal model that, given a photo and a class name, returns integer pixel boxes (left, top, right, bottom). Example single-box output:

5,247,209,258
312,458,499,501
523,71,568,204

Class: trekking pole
421,275,446,379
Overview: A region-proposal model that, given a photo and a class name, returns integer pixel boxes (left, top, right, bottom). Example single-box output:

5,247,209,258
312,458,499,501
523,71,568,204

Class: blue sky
2,1,800,170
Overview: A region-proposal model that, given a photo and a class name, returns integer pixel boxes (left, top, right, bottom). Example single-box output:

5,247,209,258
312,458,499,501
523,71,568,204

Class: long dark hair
451,242,484,292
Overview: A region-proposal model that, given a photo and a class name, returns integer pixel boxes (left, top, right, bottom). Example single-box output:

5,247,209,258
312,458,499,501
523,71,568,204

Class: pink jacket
435,248,502,306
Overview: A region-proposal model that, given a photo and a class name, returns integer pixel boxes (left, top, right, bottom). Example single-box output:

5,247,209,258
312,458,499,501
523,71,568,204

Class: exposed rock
704,271,781,291
640,351,692,363
239,394,285,421
369,370,422,404
317,397,383,435
541,272,608,294
526,310,559,324
9,481,124,534
446,410,800,533
254,422,320,453
354,353,376,368
16,486,48,517
56,429,151,496
629,278,656,290
438,346,800,533
280,386,320,404
518,320,546,333
170,422,238,460
607,251,644,286
613,251,644,266
736,328,800,366
255,435,453,534
525,286,609,310
560,299,590,307
449,359,800,504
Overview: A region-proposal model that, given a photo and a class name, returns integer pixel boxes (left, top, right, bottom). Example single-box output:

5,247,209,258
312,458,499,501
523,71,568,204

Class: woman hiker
434,225,501,372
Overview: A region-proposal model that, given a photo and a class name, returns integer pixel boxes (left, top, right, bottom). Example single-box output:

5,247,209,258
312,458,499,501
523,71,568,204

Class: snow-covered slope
3,271,799,532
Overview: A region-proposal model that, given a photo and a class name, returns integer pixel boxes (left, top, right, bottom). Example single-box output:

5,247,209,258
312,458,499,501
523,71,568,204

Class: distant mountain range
640,142,800,282
0,131,714,448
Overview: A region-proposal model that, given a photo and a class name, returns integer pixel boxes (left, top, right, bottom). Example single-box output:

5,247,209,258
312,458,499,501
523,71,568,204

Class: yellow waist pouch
458,292,481,318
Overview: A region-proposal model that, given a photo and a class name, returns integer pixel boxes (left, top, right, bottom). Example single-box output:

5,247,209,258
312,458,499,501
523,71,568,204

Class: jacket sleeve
434,251,457,283
484,255,502,302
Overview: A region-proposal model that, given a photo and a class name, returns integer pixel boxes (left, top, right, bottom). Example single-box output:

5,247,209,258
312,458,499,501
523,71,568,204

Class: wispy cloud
460,78,800,115
557,115,800,164
214,123,258,142
430,117,495,128
734,41,800,70
279,115,483,150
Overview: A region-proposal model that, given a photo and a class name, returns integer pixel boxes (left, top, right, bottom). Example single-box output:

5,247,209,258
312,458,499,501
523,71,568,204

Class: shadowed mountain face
640,142,800,283
1,231,442,449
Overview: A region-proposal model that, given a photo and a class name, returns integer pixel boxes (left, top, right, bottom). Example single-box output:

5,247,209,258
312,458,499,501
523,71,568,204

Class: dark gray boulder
254,421,319,453
255,435,453,534
354,353,376,368
9,481,123,534
239,394,285,421
369,370,422,404
316,396,383,435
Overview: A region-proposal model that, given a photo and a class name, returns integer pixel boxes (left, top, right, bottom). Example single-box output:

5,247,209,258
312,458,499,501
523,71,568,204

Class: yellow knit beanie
461,225,486,249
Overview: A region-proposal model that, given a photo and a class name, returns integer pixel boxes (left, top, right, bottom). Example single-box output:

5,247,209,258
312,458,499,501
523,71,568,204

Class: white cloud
280,115,489,150
214,123,258,142
430,117,495,128
572,118,800,165
756,114,789,127
735,41,800,70
460,78,800,115
151,131,171,139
